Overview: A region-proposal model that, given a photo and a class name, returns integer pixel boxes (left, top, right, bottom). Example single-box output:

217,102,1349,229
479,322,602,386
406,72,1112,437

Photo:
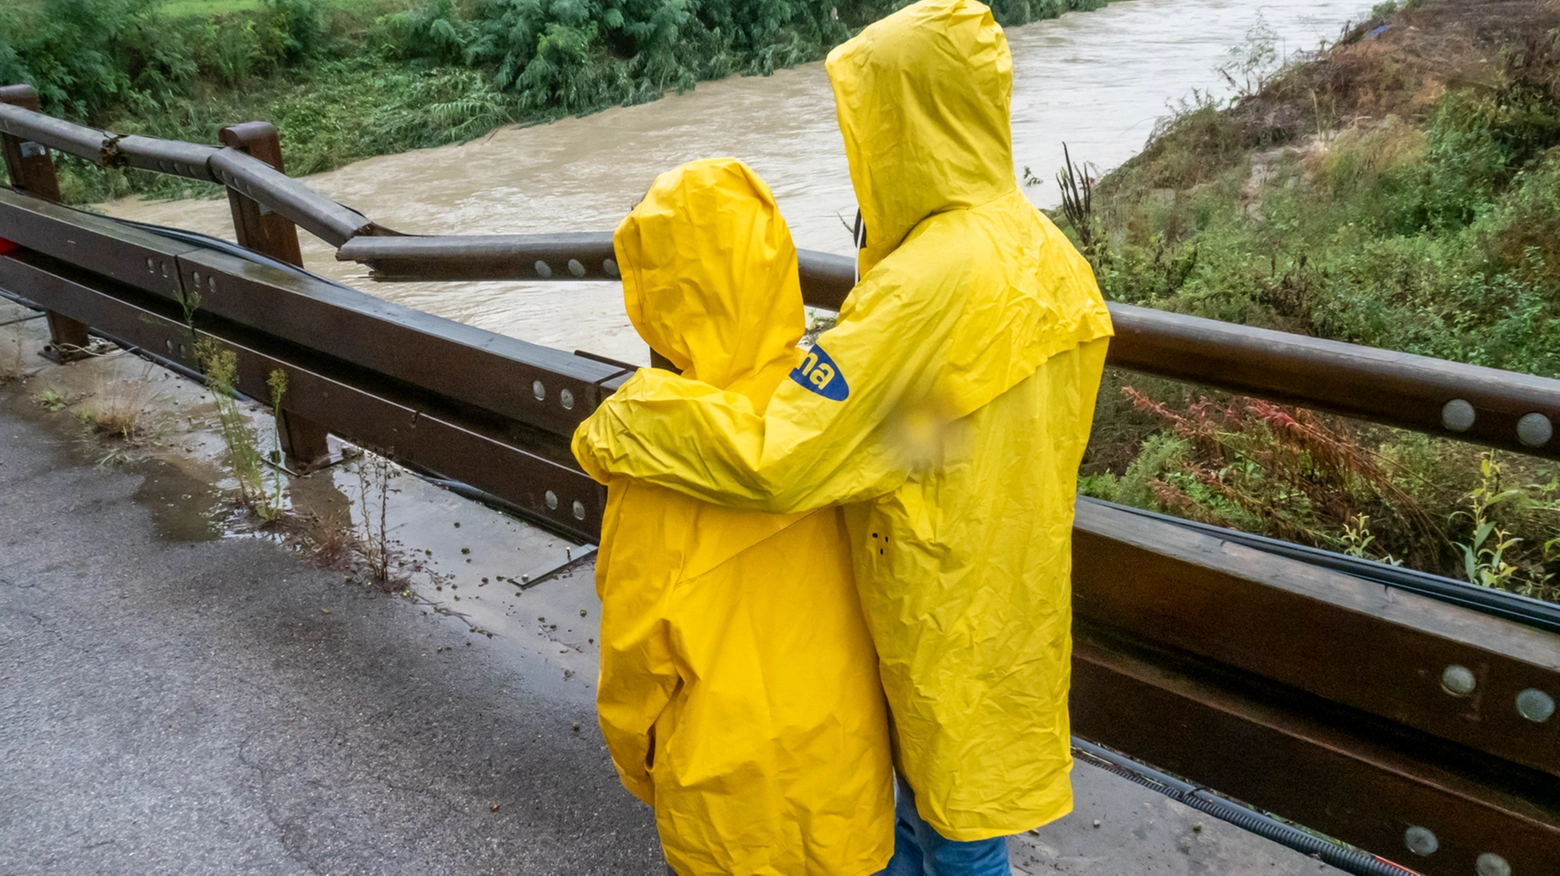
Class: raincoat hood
827,0,1015,274
614,158,806,412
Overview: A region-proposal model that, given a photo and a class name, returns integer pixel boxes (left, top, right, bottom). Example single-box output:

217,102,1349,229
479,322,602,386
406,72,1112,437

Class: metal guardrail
1,95,1555,460
3,86,1559,876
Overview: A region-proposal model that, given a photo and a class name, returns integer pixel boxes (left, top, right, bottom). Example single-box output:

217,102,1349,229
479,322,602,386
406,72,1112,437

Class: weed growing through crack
261,368,291,519
195,338,285,521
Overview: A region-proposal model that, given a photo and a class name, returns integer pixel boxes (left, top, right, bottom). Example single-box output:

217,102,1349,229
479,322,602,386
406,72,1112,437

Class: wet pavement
0,305,1341,875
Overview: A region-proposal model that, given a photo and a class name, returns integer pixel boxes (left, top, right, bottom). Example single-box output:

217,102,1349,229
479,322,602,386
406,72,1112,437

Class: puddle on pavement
129,456,224,542
4,315,602,702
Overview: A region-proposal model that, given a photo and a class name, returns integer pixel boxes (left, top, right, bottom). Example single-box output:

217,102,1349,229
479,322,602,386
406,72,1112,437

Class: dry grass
1273,0,1560,125
288,510,357,571
1111,0,1560,192
76,361,165,441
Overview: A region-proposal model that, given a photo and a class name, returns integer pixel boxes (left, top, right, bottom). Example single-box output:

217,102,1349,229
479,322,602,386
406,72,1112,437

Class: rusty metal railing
1,91,1554,460
3,86,1559,876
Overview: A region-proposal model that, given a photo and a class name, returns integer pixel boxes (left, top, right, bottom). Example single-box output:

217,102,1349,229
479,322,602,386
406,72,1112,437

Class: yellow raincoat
576,0,1113,842
591,158,894,876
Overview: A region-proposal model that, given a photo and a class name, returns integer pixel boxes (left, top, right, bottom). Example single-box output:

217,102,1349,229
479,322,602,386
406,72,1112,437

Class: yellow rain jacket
590,158,894,876
575,0,1113,841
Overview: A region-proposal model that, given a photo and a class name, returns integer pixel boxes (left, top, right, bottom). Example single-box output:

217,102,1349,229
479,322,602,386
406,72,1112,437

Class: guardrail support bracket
278,407,333,473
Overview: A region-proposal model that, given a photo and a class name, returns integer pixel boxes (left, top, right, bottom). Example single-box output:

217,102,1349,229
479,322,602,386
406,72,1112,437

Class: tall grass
196,337,287,521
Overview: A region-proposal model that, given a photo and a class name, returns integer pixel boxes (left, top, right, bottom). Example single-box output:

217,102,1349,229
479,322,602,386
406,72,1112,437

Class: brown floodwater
104,0,1372,365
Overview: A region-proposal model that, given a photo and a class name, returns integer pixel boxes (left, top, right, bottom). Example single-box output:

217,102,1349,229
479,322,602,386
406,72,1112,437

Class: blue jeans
883,774,1011,876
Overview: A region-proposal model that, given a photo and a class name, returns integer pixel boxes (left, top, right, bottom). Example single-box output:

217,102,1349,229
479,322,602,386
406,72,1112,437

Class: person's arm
574,259,964,513
596,602,679,806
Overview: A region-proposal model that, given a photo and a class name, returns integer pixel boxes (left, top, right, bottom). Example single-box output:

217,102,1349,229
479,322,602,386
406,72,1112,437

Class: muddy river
105,0,1373,365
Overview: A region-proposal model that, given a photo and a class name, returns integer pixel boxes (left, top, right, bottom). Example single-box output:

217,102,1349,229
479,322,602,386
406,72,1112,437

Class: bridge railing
1,90,1553,461
3,86,1559,876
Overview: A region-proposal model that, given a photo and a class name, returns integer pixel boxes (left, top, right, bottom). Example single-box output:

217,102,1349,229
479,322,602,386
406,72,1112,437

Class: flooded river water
105,0,1373,365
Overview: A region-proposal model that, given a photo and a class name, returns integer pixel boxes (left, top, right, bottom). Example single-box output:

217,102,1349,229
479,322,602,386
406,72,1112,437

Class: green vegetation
0,0,1113,201
196,337,287,521
1058,0,1560,598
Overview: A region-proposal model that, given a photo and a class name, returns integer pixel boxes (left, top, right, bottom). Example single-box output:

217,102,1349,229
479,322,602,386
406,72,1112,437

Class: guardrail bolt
217,121,304,268
1476,853,1511,876
1403,825,1438,856
1515,688,1555,723
1440,664,1477,697
1440,399,1476,432
1516,412,1552,448
2,84,94,363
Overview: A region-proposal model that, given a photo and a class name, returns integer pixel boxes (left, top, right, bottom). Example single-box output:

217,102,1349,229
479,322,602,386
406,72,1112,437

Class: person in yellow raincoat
590,157,895,876
574,0,1114,872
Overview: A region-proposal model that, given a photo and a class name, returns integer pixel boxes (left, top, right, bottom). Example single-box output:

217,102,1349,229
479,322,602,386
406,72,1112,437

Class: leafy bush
0,0,198,122
1068,5,1560,595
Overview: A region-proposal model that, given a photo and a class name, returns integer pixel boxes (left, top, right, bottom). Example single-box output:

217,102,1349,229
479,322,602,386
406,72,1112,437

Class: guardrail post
216,122,305,267
1,84,93,363
217,121,329,470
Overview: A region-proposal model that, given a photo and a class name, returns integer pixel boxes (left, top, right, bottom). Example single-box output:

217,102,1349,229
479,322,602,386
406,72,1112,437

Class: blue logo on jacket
790,345,849,401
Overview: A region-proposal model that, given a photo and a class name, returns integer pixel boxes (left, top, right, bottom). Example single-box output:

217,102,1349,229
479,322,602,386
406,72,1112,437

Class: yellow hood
614,158,806,412
827,0,1016,275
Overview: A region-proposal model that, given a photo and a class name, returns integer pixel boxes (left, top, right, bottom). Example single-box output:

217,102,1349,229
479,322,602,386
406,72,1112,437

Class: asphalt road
0,392,664,875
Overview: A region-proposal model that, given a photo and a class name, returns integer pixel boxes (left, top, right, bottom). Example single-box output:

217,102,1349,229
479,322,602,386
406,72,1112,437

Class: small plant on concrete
196,338,285,522
36,388,68,411
354,450,398,586
76,361,163,442
262,367,290,516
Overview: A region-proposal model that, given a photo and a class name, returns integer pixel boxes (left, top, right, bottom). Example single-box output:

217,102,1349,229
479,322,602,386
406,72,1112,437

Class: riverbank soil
1073,0,1560,595
0,307,1347,873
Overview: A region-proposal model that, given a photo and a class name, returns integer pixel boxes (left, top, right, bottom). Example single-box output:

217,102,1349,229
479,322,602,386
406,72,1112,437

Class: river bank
1070,0,1560,596
1,0,1117,203
99,0,1377,369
